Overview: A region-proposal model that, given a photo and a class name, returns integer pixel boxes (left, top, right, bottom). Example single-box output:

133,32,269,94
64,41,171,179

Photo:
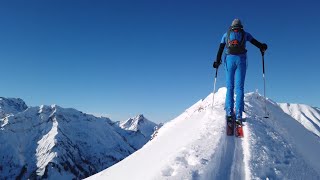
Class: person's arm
213,34,226,69
247,32,268,53
250,38,266,49
216,43,225,63
213,43,225,68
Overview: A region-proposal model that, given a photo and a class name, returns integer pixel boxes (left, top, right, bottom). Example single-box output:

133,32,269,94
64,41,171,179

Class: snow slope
88,87,320,180
0,101,157,179
278,103,320,137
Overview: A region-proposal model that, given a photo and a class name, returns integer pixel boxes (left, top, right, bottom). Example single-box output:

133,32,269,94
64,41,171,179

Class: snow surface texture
0,100,158,179
88,87,320,180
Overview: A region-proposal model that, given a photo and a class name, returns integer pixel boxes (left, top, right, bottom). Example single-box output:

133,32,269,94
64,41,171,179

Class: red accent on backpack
229,39,239,45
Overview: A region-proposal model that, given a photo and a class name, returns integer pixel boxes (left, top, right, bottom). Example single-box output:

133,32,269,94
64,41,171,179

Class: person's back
213,19,268,137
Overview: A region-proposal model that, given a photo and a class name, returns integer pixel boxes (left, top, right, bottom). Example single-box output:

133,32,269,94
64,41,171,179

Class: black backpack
226,27,247,55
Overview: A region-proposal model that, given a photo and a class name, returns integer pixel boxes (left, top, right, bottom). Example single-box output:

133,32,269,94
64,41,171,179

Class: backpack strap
226,27,232,48
239,29,245,46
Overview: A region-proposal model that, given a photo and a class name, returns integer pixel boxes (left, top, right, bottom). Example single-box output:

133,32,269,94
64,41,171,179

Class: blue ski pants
224,54,247,119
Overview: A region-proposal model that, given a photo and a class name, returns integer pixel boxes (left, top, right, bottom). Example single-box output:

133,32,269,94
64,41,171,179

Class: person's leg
225,56,236,117
235,56,247,119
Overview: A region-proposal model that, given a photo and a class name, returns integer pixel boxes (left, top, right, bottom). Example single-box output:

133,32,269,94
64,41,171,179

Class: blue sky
0,0,319,123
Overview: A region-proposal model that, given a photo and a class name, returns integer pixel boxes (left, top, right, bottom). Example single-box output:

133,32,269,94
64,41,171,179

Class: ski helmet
231,19,243,29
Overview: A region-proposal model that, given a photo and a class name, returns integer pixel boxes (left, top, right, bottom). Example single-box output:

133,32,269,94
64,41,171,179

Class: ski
226,116,235,136
235,120,244,138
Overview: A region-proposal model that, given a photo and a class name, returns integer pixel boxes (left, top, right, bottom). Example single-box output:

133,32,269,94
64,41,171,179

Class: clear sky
0,0,319,123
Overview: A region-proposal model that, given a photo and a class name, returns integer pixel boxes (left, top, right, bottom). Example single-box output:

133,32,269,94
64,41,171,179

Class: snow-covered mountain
278,103,320,137
113,114,158,150
0,99,157,179
88,87,320,180
0,97,28,119
120,114,157,137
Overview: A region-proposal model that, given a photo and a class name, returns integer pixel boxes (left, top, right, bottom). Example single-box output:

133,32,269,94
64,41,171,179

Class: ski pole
262,52,269,118
212,67,218,108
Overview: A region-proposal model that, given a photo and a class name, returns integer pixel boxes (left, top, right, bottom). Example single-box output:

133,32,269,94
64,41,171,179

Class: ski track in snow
154,92,252,180
198,110,249,180
157,106,247,180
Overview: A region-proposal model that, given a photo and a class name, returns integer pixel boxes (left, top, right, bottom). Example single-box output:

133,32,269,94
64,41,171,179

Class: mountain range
0,98,158,180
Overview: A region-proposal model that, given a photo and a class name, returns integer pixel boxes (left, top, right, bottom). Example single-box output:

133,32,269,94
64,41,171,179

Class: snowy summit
88,87,320,180
120,114,158,138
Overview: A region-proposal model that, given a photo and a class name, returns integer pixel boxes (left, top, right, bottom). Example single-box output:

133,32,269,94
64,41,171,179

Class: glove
260,43,268,53
213,60,221,69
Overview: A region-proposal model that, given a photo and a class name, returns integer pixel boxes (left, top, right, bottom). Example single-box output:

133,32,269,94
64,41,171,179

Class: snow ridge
88,87,320,180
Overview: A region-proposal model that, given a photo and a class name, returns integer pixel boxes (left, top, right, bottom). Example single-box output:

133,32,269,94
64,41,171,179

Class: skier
213,19,268,136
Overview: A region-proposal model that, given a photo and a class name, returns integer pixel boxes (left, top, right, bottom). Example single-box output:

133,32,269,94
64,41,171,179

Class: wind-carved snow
88,87,320,180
